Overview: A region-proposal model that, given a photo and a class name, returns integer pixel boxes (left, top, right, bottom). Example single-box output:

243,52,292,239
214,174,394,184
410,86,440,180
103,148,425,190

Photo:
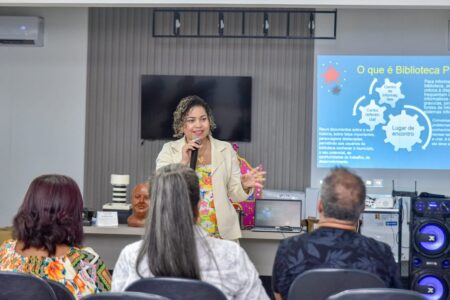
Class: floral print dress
0,239,111,299
196,164,221,238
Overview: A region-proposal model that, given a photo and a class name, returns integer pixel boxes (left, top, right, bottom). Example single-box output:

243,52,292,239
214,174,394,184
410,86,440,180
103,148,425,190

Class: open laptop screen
254,199,301,228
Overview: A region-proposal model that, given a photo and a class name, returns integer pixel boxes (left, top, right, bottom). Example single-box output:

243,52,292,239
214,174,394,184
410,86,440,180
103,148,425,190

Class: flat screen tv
141,75,252,141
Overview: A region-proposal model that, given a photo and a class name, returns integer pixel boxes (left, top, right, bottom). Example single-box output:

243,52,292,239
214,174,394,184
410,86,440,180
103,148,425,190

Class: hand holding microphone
189,136,202,169
180,135,202,168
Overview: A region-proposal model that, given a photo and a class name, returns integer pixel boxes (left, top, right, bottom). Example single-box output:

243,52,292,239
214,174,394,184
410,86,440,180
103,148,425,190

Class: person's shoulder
118,240,143,256
201,235,243,261
65,246,105,268
75,246,102,258
210,136,233,150
0,239,15,248
162,138,184,148
357,233,392,253
0,239,15,254
281,232,308,248
274,234,306,259
207,235,240,251
194,227,241,258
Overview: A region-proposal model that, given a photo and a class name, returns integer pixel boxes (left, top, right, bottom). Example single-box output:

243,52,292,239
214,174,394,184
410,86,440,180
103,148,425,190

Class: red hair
13,174,83,255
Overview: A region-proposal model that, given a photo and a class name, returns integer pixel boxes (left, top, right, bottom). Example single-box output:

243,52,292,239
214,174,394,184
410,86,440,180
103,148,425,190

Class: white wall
0,7,88,226
312,9,450,195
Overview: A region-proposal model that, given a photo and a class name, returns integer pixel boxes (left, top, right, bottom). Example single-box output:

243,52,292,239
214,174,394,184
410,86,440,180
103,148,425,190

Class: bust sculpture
127,182,150,227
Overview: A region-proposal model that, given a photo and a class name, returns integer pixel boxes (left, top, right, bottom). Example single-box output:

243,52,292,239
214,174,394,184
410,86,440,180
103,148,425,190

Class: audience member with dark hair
112,164,269,300
272,167,402,300
0,174,112,299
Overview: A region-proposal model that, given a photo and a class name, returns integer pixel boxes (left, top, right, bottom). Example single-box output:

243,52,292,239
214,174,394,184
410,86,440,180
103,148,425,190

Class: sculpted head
128,182,150,227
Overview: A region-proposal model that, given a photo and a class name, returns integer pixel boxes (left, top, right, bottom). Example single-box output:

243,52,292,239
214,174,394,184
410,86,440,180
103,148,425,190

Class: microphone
189,137,202,170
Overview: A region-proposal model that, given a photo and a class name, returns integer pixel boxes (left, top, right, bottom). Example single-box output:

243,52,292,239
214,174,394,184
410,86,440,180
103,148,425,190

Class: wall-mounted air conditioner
0,16,44,46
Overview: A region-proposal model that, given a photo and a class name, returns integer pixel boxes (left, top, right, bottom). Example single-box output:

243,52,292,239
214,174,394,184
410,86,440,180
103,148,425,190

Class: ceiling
1,0,450,9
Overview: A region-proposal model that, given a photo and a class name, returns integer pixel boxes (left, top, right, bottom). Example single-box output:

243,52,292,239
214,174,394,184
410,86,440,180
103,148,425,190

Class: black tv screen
141,75,252,141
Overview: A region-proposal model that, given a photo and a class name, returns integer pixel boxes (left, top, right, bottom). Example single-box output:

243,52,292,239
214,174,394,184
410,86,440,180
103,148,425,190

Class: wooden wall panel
85,8,313,209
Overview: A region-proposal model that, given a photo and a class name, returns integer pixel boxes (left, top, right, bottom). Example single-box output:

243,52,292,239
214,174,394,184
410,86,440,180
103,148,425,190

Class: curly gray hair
172,95,217,138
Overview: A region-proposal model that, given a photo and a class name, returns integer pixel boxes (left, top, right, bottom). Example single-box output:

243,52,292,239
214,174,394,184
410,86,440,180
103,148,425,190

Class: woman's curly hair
172,95,217,138
13,174,83,256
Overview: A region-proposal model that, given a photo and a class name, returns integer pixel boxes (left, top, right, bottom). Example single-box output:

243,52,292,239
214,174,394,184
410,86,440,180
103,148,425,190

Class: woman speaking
156,95,265,240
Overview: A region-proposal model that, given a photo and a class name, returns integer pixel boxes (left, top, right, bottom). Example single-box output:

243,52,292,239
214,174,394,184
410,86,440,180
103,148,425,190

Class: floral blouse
196,164,221,238
0,239,112,299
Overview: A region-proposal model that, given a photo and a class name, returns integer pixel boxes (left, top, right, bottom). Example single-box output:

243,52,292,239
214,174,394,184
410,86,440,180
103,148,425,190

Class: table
83,226,298,276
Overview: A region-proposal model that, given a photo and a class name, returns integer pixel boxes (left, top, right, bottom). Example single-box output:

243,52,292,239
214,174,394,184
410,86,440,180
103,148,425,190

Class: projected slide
317,56,450,169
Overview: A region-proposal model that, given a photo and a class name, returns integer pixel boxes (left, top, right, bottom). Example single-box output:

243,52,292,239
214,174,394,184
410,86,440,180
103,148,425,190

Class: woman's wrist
242,184,251,194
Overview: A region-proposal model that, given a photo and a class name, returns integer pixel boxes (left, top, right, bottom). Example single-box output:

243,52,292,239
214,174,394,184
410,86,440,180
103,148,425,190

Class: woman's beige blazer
156,136,251,240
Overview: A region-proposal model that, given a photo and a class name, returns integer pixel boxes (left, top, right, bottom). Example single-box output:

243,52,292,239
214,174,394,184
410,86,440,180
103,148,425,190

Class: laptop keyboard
251,227,300,233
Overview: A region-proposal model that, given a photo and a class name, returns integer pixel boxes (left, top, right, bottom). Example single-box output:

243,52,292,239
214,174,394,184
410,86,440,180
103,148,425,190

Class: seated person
0,174,112,299
112,164,269,300
272,167,402,300
127,182,150,227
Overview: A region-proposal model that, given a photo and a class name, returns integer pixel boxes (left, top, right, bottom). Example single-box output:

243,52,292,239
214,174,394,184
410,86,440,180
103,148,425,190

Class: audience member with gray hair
272,167,402,300
111,164,269,300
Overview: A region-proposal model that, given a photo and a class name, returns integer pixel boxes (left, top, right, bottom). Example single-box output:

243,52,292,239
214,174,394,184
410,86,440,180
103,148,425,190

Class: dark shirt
272,227,402,299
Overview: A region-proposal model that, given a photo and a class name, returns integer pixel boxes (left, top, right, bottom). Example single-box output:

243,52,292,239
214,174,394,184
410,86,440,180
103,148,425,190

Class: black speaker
410,197,450,300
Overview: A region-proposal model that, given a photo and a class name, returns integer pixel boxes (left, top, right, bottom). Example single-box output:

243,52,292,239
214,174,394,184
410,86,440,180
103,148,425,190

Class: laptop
251,199,302,233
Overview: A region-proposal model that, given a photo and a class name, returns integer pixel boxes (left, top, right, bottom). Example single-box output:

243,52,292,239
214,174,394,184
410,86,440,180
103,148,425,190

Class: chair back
0,271,57,300
327,288,426,300
287,268,385,300
125,277,227,300
82,291,170,299
46,279,76,300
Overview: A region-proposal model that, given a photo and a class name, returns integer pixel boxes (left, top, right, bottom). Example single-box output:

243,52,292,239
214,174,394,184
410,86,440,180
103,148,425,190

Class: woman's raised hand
241,165,266,191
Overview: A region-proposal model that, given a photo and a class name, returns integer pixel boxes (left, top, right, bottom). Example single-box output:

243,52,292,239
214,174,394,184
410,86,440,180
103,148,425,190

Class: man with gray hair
272,167,401,300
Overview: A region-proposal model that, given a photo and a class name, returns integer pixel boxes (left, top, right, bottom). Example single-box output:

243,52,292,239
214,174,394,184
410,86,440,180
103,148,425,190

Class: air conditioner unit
0,16,44,46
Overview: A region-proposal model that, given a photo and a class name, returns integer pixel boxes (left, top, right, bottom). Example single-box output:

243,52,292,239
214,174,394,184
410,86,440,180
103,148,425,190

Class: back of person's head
320,167,366,223
13,174,83,256
137,164,201,279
